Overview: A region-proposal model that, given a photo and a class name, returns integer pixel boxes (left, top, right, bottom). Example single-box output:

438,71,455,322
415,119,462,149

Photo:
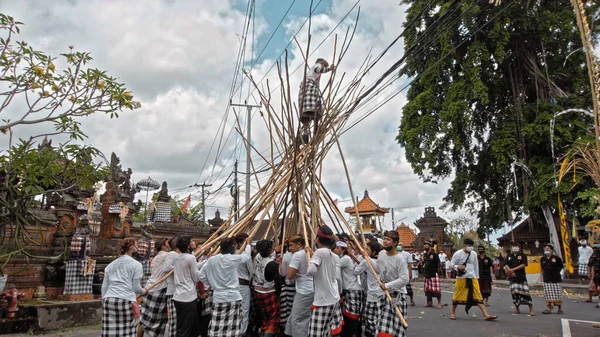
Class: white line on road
562,319,572,337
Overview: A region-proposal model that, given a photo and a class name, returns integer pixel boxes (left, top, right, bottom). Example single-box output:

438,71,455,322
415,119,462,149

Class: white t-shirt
173,253,203,302
308,248,340,306
355,257,383,302
339,255,362,291
378,252,409,294
102,255,143,302
289,249,314,295
146,250,169,292
579,246,594,265
199,246,251,303
163,250,179,296
439,252,448,263
450,250,478,279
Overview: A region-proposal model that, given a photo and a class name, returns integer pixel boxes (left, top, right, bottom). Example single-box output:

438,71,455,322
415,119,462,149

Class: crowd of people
99,229,600,337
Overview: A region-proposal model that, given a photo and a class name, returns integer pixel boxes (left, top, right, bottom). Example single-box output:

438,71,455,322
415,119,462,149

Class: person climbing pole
298,58,336,143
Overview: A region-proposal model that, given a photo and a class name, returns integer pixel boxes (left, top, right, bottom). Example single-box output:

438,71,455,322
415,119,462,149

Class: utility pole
391,208,395,229
194,182,212,224
230,99,261,208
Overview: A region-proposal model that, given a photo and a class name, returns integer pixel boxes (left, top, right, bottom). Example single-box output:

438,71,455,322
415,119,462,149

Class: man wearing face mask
477,246,493,306
397,244,416,306
504,242,535,315
422,241,442,308
540,243,563,314
578,239,593,284
449,238,497,321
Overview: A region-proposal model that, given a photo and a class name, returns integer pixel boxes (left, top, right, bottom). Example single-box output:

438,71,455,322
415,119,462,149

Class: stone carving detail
157,181,170,202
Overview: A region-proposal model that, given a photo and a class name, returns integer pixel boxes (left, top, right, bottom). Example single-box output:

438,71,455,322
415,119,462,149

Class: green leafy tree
397,1,597,233
0,14,140,270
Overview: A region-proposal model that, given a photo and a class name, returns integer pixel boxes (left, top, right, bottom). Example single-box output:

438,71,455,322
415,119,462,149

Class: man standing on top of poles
299,58,336,143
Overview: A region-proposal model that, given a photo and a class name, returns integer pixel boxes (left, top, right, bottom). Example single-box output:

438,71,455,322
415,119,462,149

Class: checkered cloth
579,264,589,277
424,274,441,294
136,241,155,259
543,282,563,305
254,291,280,334
63,260,94,295
299,79,323,120
69,236,91,255
280,281,295,328
140,260,151,289
308,302,344,337
165,295,177,337
140,288,168,337
341,289,364,320
363,300,380,337
209,300,242,337
101,297,137,337
201,291,213,316
148,203,170,222
378,292,407,337
510,281,533,306
108,204,122,214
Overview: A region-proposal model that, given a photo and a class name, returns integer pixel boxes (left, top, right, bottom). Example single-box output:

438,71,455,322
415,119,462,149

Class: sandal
449,315,456,320
557,310,563,314
484,315,498,321
542,310,552,314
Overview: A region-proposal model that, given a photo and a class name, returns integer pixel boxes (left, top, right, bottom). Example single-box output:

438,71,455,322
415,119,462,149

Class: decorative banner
557,195,574,274
557,157,574,274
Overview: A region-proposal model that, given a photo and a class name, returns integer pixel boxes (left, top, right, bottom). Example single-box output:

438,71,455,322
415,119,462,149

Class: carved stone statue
38,137,52,151
141,223,155,241
76,215,91,236
156,181,170,202
109,152,126,184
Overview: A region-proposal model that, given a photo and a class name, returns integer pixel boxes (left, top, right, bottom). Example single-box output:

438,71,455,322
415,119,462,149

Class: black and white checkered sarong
165,295,177,337
209,300,242,337
378,292,407,337
201,291,213,316
579,264,589,277
140,288,167,337
342,290,364,320
140,260,151,288
543,282,563,304
308,301,344,337
362,300,380,337
63,260,94,295
280,281,295,328
510,281,533,306
299,79,322,119
101,297,136,337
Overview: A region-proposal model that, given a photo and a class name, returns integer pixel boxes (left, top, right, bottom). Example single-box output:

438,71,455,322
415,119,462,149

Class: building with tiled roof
395,223,417,249
497,216,570,258
344,189,389,233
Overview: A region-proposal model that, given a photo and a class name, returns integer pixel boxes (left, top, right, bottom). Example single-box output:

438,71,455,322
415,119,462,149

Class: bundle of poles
144,4,411,327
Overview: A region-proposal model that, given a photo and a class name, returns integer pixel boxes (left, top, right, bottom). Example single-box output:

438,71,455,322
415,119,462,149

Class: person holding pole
377,230,410,337
284,234,314,337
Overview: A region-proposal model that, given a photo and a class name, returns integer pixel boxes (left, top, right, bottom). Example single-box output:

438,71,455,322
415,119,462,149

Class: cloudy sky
1,0,505,238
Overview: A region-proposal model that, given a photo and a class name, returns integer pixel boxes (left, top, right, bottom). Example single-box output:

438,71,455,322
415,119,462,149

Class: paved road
3,283,599,337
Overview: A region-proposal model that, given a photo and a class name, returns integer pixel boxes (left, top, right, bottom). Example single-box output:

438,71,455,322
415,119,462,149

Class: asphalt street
3,283,599,337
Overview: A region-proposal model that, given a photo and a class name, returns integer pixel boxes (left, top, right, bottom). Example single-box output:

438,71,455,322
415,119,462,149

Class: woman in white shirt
101,238,148,337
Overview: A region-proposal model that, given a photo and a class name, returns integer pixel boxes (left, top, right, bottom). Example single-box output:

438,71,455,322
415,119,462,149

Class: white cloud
0,0,472,231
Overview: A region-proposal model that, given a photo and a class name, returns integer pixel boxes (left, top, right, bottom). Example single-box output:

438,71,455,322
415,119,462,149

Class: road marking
561,318,600,336
562,319,571,337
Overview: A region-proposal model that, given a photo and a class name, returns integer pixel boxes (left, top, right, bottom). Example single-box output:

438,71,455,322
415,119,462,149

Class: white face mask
580,240,587,246
511,247,519,253
466,246,474,252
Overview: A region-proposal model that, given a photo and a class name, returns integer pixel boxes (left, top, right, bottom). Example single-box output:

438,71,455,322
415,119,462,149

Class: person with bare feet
504,242,535,316
449,238,498,322
422,241,442,309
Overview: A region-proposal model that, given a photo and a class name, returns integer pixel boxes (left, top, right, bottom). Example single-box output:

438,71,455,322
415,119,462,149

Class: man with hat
540,243,564,314
422,240,442,308
298,58,336,143
503,242,535,315
377,230,410,337
306,225,343,337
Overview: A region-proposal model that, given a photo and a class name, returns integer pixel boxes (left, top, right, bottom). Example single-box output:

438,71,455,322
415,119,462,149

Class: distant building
344,189,389,234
